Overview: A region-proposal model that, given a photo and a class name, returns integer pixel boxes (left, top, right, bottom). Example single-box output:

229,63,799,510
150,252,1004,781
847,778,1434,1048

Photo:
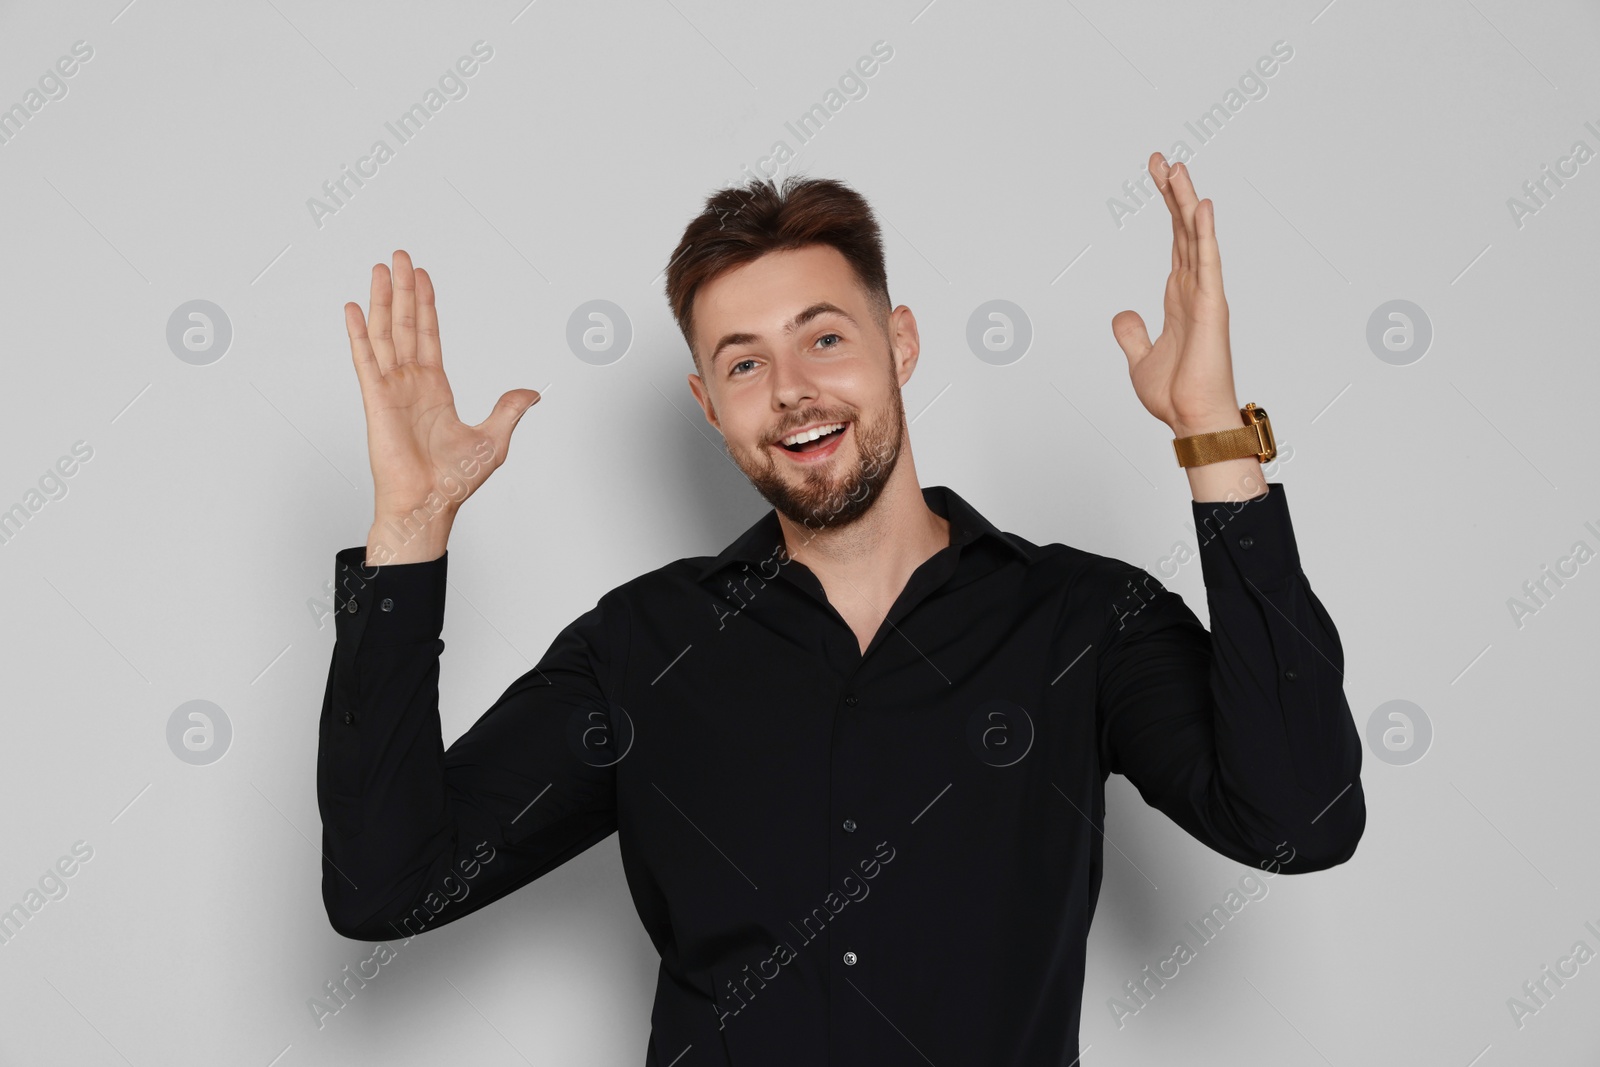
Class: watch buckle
1243,403,1274,461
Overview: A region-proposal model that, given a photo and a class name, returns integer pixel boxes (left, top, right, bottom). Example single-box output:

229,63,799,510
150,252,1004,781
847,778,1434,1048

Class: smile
774,422,849,462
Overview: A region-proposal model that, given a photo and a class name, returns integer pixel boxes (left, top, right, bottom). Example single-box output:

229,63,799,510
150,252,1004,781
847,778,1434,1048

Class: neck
776,451,949,585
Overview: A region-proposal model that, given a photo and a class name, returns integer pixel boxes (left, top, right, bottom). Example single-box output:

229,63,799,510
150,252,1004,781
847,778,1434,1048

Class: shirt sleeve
317,545,622,941
1093,482,1365,873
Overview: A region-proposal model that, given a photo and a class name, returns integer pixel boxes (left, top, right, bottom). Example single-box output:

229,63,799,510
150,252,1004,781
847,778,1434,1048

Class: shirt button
842,818,857,833
1284,669,1299,681
844,694,859,707
842,951,858,966
343,712,354,725
1238,536,1255,550
345,598,359,613
380,597,394,612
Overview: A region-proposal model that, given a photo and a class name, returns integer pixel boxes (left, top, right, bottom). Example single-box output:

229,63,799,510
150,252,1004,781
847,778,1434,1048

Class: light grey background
1,0,1596,1063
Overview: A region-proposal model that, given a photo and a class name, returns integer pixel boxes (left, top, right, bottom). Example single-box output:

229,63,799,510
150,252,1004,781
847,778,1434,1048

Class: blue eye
730,334,841,376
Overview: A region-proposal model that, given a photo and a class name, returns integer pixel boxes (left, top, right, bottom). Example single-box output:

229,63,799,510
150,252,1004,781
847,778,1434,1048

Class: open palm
1111,152,1242,435
345,250,540,556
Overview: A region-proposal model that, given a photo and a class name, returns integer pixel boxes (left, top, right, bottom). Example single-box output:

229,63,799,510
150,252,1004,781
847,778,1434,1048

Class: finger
475,388,543,463
345,302,383,392
415,266,443,368
1170,162,1201,269
1147,152,1182,273
1151,153,1188,272
368,262,395,373
1110,309,1153,368
1195,199,1225,299
391,249,417,366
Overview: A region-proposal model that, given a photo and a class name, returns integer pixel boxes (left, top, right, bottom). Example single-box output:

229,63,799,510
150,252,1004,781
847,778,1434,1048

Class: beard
724,377,906,538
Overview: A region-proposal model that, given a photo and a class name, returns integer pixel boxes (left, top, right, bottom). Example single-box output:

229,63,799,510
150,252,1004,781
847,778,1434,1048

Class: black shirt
317,481,1364,1065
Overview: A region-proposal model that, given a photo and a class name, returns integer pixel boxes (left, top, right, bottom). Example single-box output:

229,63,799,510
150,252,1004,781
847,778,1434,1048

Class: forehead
691,244,857,326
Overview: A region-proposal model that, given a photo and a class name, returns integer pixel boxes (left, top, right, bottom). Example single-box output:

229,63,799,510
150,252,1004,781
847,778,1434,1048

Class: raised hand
345,250,540,565
1110,152,1242,439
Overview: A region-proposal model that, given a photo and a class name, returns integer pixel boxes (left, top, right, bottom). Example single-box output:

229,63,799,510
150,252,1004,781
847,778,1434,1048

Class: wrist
366,509,454,566
1170,406,1243,438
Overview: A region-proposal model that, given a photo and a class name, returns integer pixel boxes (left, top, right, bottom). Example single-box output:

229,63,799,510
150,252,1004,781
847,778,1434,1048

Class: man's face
686,244,919,535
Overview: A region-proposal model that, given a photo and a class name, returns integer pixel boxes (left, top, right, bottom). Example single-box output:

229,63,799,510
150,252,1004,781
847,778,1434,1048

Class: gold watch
1172,403,1276,467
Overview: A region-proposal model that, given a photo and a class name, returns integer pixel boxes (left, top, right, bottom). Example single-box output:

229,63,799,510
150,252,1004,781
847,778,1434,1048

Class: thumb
1110,310,1152,369
477,388,541,458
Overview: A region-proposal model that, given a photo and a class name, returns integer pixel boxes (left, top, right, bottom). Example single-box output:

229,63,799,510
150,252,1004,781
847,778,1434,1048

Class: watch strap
1172,404,1274,467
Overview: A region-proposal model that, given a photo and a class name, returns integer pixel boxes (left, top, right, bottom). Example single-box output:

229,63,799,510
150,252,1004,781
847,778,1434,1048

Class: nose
769,350,819,413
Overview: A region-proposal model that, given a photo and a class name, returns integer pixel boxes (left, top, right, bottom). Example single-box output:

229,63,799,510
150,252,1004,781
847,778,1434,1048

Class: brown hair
664,174,892,375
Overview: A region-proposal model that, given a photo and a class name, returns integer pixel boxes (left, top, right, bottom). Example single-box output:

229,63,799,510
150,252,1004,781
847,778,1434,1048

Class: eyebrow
708,302,859,370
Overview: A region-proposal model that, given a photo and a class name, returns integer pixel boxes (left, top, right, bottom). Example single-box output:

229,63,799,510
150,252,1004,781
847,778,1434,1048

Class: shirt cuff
332,544,449,649
1191,482,1302,590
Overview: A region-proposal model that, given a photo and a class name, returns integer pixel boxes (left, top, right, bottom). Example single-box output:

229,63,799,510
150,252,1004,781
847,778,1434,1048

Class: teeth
782,422,845,447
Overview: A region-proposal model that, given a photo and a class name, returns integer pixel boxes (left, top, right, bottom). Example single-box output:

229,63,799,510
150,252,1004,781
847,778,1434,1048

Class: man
318,151,1364,1065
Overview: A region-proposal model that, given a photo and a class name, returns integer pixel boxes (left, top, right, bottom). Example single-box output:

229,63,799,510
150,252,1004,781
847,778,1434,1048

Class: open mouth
776,422,849,459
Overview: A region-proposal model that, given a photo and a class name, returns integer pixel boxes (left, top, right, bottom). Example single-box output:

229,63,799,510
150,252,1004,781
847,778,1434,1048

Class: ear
687,372,720,432
888,305,921,387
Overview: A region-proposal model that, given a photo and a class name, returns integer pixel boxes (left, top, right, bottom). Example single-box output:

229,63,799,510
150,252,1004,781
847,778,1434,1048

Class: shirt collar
694,484,1031,582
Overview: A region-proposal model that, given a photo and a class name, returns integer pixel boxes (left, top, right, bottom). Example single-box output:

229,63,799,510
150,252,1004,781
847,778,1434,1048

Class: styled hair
664,174,892,375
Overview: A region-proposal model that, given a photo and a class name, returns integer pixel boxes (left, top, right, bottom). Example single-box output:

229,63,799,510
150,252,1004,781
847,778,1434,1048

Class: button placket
830,669,870,1001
